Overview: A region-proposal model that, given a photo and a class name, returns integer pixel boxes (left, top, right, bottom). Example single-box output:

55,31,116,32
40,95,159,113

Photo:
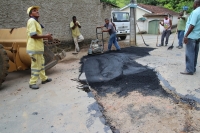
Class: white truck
111,10,130,40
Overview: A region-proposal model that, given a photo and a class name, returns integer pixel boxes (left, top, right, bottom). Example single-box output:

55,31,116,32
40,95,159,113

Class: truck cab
111,11,130,40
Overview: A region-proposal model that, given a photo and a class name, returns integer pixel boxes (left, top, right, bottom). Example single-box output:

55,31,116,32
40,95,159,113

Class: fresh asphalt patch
79,47,200,132
80,47,169,98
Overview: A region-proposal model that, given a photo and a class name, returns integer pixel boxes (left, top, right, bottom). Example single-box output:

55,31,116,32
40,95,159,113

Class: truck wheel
120,36,126,40
0,44,9,88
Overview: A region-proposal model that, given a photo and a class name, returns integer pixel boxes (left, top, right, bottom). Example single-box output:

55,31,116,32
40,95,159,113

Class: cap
27,6,40,15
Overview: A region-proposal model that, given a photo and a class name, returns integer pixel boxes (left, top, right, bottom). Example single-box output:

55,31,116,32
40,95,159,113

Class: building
120,4,179,34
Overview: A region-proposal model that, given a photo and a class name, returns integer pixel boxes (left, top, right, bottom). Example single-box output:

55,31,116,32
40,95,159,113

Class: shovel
136,23,149,46
156,24,160,47
168,21,179,50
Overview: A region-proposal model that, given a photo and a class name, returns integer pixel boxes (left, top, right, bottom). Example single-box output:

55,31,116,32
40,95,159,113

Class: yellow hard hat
27,6,40,15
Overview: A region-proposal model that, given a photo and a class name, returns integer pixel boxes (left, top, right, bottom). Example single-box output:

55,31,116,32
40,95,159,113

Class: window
112,12,130,22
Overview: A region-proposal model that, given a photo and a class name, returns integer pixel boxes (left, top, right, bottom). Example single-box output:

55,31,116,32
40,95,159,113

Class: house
120,4,179,34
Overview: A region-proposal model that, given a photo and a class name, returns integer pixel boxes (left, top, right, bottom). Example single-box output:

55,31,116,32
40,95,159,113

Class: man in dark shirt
100,18,121,51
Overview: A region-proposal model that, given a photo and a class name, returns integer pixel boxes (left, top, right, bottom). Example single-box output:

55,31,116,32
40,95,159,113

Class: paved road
0,51,112,133
135,33,200,103
0,33,200,133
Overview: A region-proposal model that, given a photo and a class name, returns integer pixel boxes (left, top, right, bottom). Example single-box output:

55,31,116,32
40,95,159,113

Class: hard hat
27,6,40,15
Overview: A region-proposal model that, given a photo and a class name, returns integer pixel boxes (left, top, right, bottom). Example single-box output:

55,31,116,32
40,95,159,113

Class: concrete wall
0,0,113,44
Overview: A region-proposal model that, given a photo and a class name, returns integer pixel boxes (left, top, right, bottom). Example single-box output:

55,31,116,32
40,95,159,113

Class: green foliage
101,0,194,13
116,0,130,7
100,0,117,5
137,0,157,5
156,0,194,13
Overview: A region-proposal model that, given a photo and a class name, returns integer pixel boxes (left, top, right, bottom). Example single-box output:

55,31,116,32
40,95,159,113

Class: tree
156,0,193,13
101,0,194,13
116,0,130,7
100,0,117,5
137,0,158,5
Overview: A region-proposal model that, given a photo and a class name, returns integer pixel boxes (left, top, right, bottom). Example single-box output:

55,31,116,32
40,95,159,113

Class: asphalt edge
78,72,113,133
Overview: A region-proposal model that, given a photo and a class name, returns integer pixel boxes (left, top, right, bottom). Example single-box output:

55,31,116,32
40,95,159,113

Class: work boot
180,70,193,75
116,49,121,52
178,46,183,49
29,84,39,89
157,44,163,47
42,78,52,84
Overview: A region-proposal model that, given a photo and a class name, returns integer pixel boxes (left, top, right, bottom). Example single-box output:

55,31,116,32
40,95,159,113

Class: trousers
185,38,200,73
73,34,84,50
29,54,48,85
161,30,171,45
108,33,121,50
178,30,184,47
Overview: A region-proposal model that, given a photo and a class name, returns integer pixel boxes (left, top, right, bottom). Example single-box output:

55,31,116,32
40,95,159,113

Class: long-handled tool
167,23,178,50
136,23,149,46
156,24,160,47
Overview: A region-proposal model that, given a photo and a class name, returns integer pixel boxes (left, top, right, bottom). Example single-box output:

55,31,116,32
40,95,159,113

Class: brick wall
0,0,113,46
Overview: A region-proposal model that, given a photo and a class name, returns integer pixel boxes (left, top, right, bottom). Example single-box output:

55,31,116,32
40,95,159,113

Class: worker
177,11,187,49
181,0,200,75
111,18,118,41
111,18,116,30
70,16,84,53
158,14,172,47
26,6,53,89
100,18,121,52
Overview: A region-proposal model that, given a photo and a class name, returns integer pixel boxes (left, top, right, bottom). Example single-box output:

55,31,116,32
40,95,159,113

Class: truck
111,9,130,40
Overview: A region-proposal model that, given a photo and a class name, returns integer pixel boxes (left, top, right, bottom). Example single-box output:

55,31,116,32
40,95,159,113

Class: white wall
121,7,150,32
121,7,151,20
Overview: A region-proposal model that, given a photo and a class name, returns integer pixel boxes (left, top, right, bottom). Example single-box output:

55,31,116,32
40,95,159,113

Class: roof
120,4,178,16
138,4,178,16
120,4,152,13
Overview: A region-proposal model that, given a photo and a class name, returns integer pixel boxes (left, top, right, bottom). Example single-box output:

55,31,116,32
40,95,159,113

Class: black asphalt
80,47,169,98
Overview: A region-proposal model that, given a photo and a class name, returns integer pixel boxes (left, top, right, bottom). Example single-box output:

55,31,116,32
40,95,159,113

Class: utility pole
129,0,137,46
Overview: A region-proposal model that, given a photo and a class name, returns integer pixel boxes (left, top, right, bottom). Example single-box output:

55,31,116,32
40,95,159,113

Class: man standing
158,14,172,46
27,6,52,89
100,18,121,51
177,11,187,49
181,0,200,75
70,16,84,53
